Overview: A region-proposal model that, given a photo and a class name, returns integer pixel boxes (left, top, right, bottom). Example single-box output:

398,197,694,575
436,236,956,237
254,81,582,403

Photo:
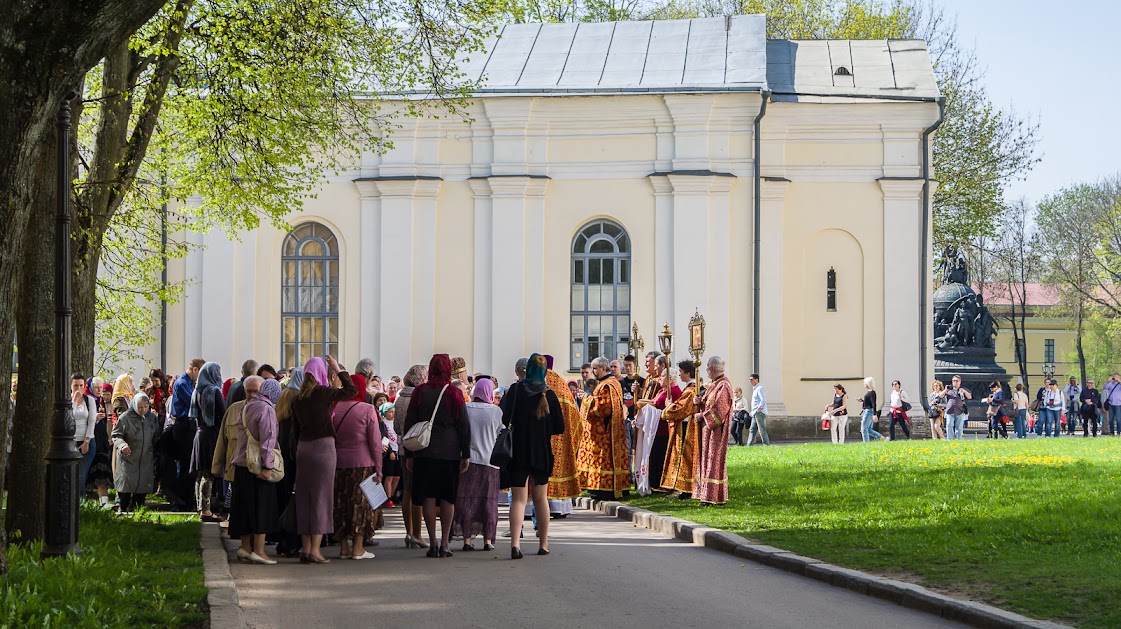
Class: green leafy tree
7,0,495,545
0,0,169,563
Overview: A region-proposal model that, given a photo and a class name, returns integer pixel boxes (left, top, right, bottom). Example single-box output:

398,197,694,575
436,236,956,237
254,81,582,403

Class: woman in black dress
503,353,565,559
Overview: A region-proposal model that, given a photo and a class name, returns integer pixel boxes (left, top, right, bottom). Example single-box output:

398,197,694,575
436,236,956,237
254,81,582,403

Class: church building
154,16,941,423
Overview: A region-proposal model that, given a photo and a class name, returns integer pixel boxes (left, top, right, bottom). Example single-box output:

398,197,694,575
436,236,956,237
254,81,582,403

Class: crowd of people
49,349,736,562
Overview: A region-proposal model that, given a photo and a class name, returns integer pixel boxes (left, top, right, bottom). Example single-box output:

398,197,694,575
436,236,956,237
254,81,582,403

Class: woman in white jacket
887,380,911,440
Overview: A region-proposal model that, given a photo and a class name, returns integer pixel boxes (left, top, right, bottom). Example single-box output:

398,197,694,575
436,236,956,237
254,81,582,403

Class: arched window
571,219,631,367
281,222,339,368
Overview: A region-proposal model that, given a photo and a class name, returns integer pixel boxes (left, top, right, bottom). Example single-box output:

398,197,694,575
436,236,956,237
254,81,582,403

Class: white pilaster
374,177,443,377
705,176,735,367
411,180,442,361
233,230,257,365
355,180,381,364
648,175,675,335
758,178,789,416
183,196,205,365
878,178,926,395
470,178,494,374
663,94,716,172
666,174,712,355
487,176,550,375
482,99,535,176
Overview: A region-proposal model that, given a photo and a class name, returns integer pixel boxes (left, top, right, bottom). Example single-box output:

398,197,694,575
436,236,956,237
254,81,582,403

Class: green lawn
0,503,206,627
627,438,1121,628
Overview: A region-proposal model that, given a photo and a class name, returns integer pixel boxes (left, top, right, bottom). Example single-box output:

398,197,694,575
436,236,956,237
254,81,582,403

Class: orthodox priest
693,356,733,505
660,359,699,497
633,357,678,495
576,357,629,499
544,355,581,516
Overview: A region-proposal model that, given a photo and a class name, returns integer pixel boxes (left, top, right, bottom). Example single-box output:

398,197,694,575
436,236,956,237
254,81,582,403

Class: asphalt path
226,504,966,629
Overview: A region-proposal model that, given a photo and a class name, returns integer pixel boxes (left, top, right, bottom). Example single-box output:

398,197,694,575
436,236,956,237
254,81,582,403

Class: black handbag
490,386,516,467
902,401,912,412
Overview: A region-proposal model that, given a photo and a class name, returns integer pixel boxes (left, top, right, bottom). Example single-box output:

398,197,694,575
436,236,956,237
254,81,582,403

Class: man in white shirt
748,374,770,446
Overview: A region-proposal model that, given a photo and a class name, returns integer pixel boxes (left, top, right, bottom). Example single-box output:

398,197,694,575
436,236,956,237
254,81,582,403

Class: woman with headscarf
111,374,136,423
111,393,160,512
190,362,226,521
394,364,428,548
378,402,400,507
331,374,382,560
271,366,304,557
230,377,281,565
402,354,470,558
503,354,565,559
87,381,114,508
146,369,170,425
292,355,357,564
455,378,503,552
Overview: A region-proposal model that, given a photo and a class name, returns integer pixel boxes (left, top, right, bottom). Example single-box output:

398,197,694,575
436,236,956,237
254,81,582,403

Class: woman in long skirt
229,377,281,565
331,374,382,560
291,356,357,564
456,379,503,551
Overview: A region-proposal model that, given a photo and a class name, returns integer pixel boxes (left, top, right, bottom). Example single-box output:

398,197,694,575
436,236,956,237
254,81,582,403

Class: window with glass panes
281,223,339,369
571,220,631,367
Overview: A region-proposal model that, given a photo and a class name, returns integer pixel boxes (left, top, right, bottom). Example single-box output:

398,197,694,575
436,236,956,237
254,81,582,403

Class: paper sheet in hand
359,474,388,510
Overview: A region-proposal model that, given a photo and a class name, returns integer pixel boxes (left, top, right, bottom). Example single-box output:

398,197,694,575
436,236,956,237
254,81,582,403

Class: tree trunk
5,156,57,543
1077,301,1087,384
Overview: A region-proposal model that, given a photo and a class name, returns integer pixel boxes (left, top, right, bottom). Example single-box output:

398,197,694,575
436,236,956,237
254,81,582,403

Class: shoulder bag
402,385,448,452
490,385,516,467
245,408,285,483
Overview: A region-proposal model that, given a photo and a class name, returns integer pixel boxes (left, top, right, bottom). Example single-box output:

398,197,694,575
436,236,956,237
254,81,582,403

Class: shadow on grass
0,504,206,627
625,441,1121,628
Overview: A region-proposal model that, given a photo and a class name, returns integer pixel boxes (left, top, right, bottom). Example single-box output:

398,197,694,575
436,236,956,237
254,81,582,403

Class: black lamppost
42,92,81,559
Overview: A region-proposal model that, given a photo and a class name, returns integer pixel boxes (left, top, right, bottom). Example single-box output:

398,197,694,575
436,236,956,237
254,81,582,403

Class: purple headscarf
304,357,328,387
472,378,495,404
259,379,282,405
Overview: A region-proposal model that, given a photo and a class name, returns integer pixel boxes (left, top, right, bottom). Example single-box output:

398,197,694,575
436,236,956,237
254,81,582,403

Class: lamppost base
40,453,82,559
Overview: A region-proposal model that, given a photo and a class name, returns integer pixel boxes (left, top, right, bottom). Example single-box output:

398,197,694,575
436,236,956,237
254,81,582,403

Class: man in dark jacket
1079,379,1102,437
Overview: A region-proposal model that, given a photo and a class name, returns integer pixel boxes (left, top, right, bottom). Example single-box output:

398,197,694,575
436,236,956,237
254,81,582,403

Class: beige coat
212,400,247,481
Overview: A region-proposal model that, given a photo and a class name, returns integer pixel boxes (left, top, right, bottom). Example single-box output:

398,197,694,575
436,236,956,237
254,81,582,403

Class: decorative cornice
647,170,735,178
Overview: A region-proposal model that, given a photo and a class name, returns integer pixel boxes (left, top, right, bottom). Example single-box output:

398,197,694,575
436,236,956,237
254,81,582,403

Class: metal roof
435,18,938,99
766,39,939,99
454,16,768,94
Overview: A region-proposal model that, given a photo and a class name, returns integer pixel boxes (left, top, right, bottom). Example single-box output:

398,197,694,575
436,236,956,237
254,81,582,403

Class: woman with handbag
503,354,565,559
455,378,503,551
402,354,470,558
330,374,382,560
230,377,282,565
824,384,849,444
887,380,911,440
291,355,358,565
927,381,947,439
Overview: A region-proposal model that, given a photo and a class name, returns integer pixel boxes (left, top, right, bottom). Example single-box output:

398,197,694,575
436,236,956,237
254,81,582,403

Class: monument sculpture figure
933,246,1006,421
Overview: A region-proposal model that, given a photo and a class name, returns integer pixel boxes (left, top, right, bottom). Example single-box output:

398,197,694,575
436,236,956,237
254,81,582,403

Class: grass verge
0,502,206,627
626,438,1121,628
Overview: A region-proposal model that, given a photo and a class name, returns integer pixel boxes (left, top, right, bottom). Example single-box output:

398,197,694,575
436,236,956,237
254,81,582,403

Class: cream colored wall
148,91,939,423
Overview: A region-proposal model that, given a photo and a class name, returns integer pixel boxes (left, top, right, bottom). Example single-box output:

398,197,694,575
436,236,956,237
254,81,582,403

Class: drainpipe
919,96,947,412
752,89,771,375
160,152,168,370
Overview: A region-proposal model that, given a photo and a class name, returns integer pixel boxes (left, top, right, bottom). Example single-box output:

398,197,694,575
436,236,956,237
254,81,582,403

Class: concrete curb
574,497,1068,629
200,522,246,629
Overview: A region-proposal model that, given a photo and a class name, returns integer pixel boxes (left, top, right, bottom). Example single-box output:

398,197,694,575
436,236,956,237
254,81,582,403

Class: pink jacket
331,400,383,473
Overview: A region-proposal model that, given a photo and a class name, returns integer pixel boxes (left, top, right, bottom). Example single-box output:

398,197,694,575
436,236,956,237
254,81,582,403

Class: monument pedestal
935,346,1007,422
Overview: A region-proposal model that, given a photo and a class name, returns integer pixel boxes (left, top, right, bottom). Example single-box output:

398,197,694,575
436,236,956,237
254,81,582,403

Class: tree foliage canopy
80,0,496,372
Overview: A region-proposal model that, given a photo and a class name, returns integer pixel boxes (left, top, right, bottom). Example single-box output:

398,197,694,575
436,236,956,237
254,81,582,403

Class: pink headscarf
304,357,328,387
472,378,495,404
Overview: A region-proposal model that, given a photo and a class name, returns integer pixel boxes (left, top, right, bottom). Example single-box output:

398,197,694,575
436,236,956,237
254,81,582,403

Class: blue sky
937,0,1121,203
